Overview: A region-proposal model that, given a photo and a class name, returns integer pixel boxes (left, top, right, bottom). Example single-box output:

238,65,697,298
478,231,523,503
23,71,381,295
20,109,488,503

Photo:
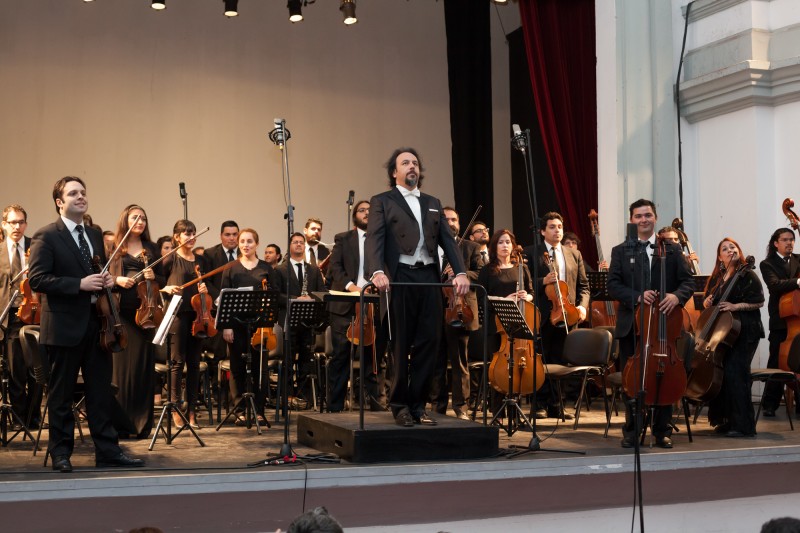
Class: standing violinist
161,220,210,429
1,204,39,429
702,238,764,437
607,199,694,449
523,212,590,419
108,204,162,439
429,207,482,420
28,177,144,472
758,228,800,417
326,200,386,412
219,228,275,425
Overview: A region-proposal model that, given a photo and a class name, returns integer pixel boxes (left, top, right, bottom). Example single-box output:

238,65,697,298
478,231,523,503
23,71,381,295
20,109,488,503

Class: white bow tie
400,187,420,198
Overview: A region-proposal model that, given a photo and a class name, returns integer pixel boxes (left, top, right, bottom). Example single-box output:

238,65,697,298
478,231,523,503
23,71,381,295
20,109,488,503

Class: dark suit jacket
204,243,238,298
327,230,362,317
28,219,106,347
524,243,590,316
307,244,330,263
271,260,327,325
759,253,800,332
606,240,694,339
0,237,30,327
364,188,466,280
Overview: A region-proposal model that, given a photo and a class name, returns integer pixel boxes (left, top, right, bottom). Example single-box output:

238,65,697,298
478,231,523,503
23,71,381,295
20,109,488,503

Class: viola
91,256,127,353
543,250,581,329
622,238,687,406
251,278,277,351
191,265,217,339
588,209,619,327
347,297,376,347
16,252,40,325
134,249,165,330
685,256,753,402
778,198,800,371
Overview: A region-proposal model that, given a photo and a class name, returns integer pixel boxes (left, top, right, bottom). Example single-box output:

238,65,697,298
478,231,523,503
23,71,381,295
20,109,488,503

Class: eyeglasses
356,208,368,213
3,220,26,226
471,227,489,234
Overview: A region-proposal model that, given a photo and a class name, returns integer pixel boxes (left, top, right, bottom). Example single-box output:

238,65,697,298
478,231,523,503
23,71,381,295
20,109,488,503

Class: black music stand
587,271,612,304
149,295,205,451
215,288,279,433
0,290,36,448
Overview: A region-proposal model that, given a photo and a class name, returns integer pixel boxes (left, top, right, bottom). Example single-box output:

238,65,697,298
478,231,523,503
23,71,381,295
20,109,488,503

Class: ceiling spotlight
151,0,166,10
288,0,303,23
224,0,238,17
340,0,356,25
492,0,509,4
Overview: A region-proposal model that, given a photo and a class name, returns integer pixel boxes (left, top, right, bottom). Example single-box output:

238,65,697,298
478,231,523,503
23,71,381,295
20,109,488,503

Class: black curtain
444,0,494,231
508,27,559,248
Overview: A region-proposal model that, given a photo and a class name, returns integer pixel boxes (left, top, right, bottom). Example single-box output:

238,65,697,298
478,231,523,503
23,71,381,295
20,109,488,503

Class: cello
488,251,545,395
622,237,688,406
685,256,754,402
134,249,165,330
778,198,800,371
588,209,618,327
542,250,581,329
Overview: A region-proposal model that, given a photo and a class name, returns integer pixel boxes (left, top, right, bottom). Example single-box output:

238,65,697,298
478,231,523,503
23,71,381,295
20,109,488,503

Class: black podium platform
296,412,499,463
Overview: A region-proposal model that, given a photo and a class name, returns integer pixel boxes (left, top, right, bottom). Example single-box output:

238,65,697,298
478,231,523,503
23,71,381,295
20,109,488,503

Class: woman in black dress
220,228,275,425
109,204,163,438
162,220,209,428
702,237,764,437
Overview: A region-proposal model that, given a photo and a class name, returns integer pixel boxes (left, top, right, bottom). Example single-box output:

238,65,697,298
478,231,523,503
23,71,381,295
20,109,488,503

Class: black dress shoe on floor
655,437,673,449
52,455,73,473
395,412,414,427
762,408,776,417
453,410,470,421
725,430,755,438
535,409,548,419
620,437,635,448
414,413,438,426
96,453,145,468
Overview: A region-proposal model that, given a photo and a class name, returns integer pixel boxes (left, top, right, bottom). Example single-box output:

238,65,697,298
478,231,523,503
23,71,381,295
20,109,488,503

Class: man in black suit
303,218,330,267
28,176,144,472
759,228,800,416
272,232,327,406
430,207,482,419
326,200,385,412
607,199,694,449
1,204,40,429
365,147,469,427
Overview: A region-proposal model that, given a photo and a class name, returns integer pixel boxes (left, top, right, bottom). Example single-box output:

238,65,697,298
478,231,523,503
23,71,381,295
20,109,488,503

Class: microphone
512,124,527,153
347,190,355,206
268,118,291,148
179,182,187,200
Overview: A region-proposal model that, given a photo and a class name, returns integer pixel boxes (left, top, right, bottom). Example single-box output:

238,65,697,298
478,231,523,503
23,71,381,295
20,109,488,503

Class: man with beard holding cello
607,199,694,449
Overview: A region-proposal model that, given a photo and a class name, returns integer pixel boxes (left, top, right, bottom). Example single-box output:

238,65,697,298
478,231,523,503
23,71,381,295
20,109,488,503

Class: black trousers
46,317,121,459
430,323,470,413
762,330,787,411
388,264,442,418
6,310,41,424
327,312,381,412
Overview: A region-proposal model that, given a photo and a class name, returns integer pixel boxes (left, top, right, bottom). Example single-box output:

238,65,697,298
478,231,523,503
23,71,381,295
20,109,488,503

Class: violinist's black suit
607,239,694,442
28,218,123,461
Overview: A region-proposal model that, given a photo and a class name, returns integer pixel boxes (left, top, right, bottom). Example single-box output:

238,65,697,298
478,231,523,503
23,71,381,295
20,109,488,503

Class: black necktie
11,242,22,305
551,247,561,281
228,249,235,262
296,263,304,288
76,225,93,270
309,247,317,266
785,256,791,276
480,250,488,265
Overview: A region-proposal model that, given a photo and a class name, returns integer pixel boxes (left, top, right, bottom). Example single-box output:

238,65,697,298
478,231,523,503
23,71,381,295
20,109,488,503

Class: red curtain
519,0,599,266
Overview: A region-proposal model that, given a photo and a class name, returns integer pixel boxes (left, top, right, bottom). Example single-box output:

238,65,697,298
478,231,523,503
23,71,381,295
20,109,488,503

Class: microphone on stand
512,124,527,153
269,118,291,149
179,182,187,199
347,190,355,206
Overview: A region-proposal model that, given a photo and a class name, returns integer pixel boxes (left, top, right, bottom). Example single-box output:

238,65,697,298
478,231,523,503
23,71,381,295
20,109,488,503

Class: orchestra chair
583,324,618,411
751,347,799,430
468,360,489,421
310,326,331,412
543,327,613,430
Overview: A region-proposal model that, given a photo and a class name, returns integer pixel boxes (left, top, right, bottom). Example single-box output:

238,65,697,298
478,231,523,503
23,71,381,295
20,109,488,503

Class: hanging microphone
179,182,187,199
269,118,291,148
512,124,527,153
347,190,355,206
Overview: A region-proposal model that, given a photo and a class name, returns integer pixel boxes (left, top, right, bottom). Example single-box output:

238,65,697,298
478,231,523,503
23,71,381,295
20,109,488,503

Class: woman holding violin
219,228,275,425
108,204,164,438
701,238,764,437
162,220,209,429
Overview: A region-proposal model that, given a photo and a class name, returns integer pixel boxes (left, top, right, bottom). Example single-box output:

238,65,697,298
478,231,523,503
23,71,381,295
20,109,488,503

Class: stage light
224,0,238,17
151,0,166,10
493,0,509,4
340,0,357,25
288,0,303,23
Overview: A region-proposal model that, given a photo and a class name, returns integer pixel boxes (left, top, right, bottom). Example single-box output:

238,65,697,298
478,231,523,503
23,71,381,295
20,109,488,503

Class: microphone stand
179,182,188,220
345,191,355,233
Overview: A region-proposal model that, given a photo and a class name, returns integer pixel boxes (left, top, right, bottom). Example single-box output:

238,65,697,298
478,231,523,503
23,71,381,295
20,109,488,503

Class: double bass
685,256,754,402
622,238,687,406
672,217,703,333
588,209,618,327
778,198,800,371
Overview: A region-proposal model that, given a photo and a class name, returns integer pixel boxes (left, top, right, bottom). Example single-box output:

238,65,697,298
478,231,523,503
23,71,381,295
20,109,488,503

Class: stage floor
1,403,799,532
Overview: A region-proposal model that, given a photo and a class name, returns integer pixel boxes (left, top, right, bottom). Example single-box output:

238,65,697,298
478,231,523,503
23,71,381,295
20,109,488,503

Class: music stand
587,271,612,304
149,295,205,451
0,290,36,448
214,288,279,433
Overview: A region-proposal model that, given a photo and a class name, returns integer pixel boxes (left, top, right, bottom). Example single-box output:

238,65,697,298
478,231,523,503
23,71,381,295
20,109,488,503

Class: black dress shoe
620,437,635,448
453,410,470,421
547,406,574,420
52,455,73,473
413,413,438,426
725,430,755,438
655,437,673,449
534,409,548,420
96,453,145,468
762,408,776,418
395,412,414,427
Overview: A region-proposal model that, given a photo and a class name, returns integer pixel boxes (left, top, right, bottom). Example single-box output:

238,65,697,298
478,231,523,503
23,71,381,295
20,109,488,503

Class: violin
134,249,165,330
347,292,376,347
685,256,754,402
588,209,618,327
622,238,687,406
488,254,544,395
91,256,127,353
778,198,800,371
251,278,277,351
543,250,581,329
442,205,481,329
16,251,40,325
191,265,217,339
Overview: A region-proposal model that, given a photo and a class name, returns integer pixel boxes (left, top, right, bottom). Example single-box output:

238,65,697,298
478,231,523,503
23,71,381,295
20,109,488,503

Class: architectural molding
681,0,771,24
